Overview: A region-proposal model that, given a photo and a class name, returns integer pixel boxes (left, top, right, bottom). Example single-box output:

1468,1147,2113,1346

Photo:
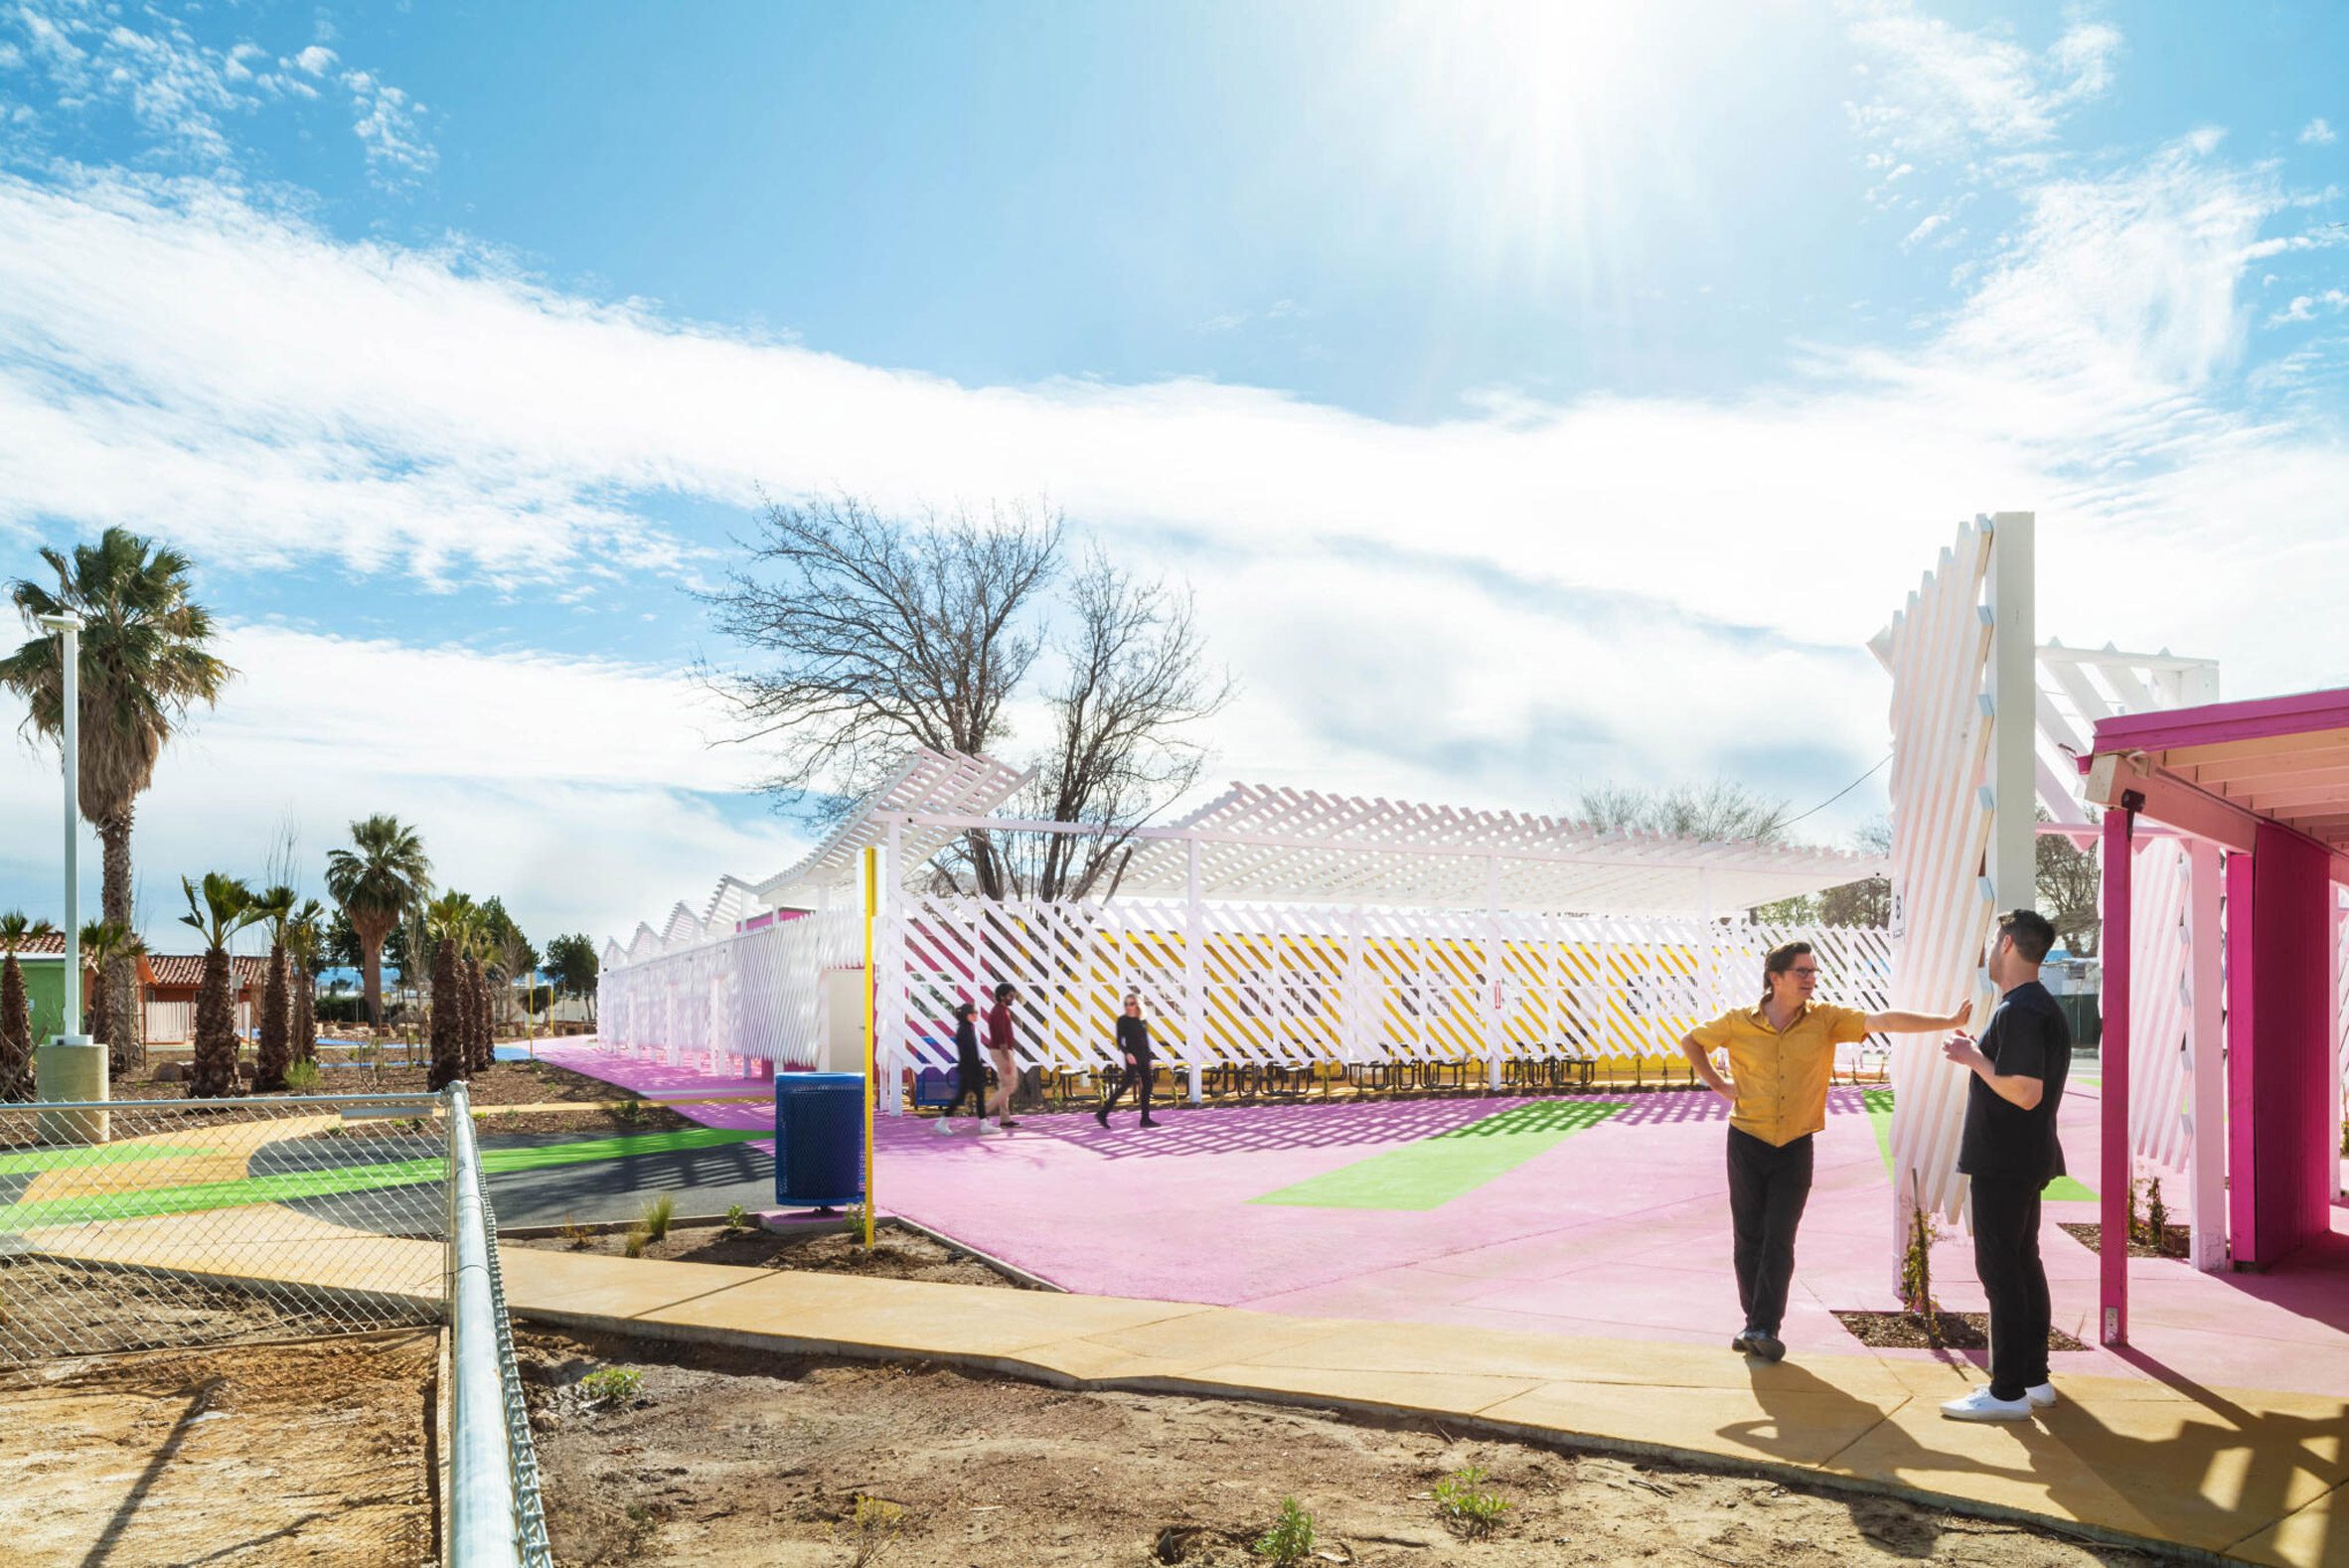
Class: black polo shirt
1956,979,2071,1184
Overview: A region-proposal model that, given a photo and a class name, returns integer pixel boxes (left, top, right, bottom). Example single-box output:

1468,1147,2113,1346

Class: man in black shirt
1095,994,1161,1130
1941,908,2072,1422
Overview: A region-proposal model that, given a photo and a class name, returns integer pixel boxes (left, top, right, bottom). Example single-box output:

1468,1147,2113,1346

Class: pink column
2227,852,2259,1260
2099,804,2133,1346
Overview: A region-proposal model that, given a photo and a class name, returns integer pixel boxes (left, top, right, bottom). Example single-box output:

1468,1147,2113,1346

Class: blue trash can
774,1071,865,1211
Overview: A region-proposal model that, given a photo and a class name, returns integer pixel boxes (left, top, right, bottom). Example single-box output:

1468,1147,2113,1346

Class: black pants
946,1052,988,1118
1970,1176,2050,1400
1102,1057,1155,1116
1726,1128,1813,1334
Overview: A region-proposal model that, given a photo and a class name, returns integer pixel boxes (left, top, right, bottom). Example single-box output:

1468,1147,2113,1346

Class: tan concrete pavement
31,1207,2348,1565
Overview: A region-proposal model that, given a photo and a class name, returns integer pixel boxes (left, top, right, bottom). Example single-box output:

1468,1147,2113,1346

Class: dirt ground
101,1057,697,1137
0,1256,419,1362
2059,1222,2193,1262
521,1330,2156,1568
0,1329,436,1567
512,1219,1020,1290
1832,1310,2089,1353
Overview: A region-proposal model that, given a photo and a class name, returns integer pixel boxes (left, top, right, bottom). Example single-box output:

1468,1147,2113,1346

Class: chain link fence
0,1088,552,1565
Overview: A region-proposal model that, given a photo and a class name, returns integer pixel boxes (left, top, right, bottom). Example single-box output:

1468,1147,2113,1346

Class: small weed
1900,1186,1944,1344
2127,1168,2146,1245
838,1494,903,1567
580,1365,642,1408
613,1098,645,1127
1253,1497,1316,1565
640,1193,676,1242
724,1202,749,1233
1433,1464,1511,1537
557,1214,594,1251
2144,1175,2169,1246
622,1226,649,1258
284,1060,323,1092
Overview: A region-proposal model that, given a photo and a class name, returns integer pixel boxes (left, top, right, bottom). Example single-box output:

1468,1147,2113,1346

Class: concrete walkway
30,1207,2348,1565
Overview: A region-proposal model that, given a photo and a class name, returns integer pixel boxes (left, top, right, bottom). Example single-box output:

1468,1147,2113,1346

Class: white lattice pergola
600,747,1894,1102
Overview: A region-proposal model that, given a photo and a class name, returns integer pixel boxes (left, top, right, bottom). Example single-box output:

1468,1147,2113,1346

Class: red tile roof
142,954,270,990
0,932,67,956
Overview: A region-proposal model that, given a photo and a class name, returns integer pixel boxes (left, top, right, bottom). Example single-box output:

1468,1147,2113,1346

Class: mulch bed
1833,1310,2088,1352
2059,1221,2192,1261
511,1218,1022,1289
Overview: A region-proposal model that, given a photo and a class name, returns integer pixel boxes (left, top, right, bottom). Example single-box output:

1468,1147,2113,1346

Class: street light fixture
31,609,102,1140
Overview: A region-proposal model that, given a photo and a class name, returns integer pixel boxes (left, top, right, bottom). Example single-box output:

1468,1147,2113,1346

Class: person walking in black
1941,908,2071,1422
936,1000,989,1135
1095,993,1160,1130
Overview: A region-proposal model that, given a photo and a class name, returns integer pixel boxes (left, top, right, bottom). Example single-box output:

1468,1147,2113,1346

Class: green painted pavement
1251,1100,1623,1211
1860,1087,2093,1201
0,1125,769,1230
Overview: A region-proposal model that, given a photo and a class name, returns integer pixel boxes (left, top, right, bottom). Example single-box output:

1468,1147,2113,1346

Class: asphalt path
478,1137,778,1227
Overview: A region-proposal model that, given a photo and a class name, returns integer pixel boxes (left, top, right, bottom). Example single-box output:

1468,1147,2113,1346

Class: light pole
33,610,104,1142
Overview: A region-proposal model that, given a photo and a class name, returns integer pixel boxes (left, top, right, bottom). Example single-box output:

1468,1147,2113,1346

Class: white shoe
932,1117,958,1135
2024,1381,2057,1409
1941,1386,2033,1422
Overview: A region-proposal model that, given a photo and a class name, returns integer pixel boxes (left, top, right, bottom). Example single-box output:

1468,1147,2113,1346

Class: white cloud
1901,212,1948,247
4,126,2348,937
2301,117,2337,147
0,625,807,951
1843,2,2119,164
2,3,433,183
2268,288,2349,325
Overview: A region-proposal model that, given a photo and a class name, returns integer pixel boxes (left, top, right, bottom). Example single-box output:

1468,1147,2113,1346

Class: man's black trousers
1102,1058,1154,1116
1726,1127,1813,1334
1969,1175,2050,1399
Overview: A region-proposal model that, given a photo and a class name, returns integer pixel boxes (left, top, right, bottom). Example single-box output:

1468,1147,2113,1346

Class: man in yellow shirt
1679,941,1969,1361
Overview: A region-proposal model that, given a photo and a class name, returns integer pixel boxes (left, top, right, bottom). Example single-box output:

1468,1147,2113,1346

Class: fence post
445,1079,526,1564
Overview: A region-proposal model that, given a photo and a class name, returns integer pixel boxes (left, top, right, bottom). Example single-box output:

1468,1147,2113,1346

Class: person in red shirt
984,982,1021,1131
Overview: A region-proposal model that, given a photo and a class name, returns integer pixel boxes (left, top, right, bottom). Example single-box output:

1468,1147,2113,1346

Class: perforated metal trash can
773,1071,865,1210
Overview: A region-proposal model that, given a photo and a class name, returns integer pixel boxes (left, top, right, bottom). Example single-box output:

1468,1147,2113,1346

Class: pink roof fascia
2092,686,2349,755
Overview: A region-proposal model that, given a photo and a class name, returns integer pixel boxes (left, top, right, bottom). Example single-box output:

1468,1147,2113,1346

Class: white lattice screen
597,909,860,1067
2125,838,2194,1171
882,892,1891,1080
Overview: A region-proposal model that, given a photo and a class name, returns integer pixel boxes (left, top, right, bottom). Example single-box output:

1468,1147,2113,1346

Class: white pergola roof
605,752,1889,962
1097,782,1886,914
755,747,1033,898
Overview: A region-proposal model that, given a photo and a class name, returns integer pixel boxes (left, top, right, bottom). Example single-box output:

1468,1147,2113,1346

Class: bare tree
702,493,1058,825
1818,816,1893,928
2035,811,2100,954
1574,779,1791,843
705,496,1230,900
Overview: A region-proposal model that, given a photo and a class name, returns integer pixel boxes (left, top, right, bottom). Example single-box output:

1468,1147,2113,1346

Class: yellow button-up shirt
1690,1002,1870,1148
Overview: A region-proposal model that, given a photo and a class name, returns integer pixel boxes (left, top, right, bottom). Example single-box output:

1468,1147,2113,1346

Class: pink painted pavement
536,1041,2349,1401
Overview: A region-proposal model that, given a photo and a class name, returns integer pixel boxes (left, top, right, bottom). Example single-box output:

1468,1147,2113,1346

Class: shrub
557,1214,594,1251
640,1193,676,1242
623,1226,648,1259
724,1202,749,1233
841,1494,904,1567
283,1059,323,1093
613,1098,645,1127
580,1365,642,1408
2143,1175,2169,1248
1254,1498,1316,1565
1433,1464,1511,1536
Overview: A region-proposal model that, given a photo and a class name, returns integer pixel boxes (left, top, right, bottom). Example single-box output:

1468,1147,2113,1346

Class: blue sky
1,0,2346,950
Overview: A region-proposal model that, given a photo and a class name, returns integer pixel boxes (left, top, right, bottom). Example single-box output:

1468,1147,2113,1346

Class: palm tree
424,891,475,1090
324,816,432,1030
78,919,146,1076
0,912,59,1102
1,529,234,1072
179,873,258,1098
285,900,326,1067
249,885,297,1091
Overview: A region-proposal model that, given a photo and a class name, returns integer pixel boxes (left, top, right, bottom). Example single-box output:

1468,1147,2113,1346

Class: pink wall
2231,823,2335,1266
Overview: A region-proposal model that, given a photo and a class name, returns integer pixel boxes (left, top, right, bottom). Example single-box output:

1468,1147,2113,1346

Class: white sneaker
1941,1386,2033,1422
2025,1381,2057,1409
932,1116,958,1135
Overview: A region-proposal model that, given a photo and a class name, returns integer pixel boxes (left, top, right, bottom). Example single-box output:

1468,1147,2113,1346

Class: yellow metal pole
862,845,878,1249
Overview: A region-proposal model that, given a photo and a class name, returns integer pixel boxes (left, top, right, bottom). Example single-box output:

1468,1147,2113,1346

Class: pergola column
2099,800,2135,1345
